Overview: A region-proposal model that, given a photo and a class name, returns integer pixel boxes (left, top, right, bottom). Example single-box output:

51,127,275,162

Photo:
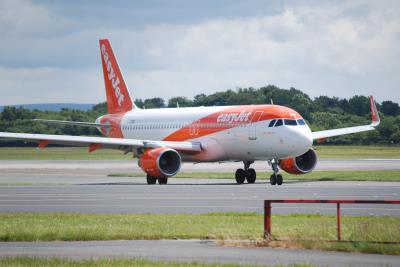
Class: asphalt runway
0,159,399,175
1,240,398,267
0,159,399,215
0,178,399,215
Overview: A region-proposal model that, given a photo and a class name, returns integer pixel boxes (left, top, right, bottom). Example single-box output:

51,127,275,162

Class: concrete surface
0,240,398,267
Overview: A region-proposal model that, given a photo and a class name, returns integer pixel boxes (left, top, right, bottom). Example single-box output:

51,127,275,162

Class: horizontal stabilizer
33,119,109,128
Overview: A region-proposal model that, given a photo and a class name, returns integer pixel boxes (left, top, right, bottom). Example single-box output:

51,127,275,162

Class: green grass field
0,257,314,267
109,170,400,182
1,212,399,255
0,147,129,160
314,145,400,159
0,145,398,160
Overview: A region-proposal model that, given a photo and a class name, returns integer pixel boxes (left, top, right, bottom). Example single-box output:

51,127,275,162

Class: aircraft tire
235,169,246,184
246,168,256,184
277,174,283,185
146,175,157,185
270,174,277,185
158,178,168,185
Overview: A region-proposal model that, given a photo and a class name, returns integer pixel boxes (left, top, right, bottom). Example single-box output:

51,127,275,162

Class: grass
109,170,400,182
0,147,130,160
0,257,314,267
314,145,400,159
0,145,398,160
0,212,399,255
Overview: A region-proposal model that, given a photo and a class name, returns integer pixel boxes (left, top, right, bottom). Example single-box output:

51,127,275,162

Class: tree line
1,85,399,145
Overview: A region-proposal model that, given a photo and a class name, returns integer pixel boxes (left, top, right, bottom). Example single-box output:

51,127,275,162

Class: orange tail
99,39,136,114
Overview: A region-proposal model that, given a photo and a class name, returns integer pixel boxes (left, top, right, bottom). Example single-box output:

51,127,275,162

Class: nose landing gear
269,159,283,186
235,161,256,184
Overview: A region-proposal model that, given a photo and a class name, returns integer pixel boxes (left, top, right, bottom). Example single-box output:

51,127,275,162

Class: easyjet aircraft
0,39,381,185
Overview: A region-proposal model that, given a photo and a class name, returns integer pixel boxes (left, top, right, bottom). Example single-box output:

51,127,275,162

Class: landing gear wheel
146,175,157,185
276,174,283,185
158,178,168,185
246,168,256,184
270,174,277,185
235,169,246,184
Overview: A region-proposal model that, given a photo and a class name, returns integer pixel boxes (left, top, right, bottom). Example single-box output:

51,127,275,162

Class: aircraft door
248,111,263,140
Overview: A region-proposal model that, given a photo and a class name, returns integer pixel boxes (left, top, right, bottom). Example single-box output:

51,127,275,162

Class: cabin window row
122,122,251,131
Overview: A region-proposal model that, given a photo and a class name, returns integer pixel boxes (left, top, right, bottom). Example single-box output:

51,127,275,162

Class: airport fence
264,199,400,241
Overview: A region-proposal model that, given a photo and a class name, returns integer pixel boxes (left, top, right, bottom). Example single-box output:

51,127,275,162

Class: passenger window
274,119,283,127
268,119,276,127
284,119,297,126
297,119,306,125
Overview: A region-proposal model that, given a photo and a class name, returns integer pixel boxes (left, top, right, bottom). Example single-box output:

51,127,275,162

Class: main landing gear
235,161,256,184
269,159,283,186
146,174,168,185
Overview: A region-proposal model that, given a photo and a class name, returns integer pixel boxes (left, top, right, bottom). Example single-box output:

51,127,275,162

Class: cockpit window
284,119,297,126
274,119,283,127
297,119,306,125
268,119,276,127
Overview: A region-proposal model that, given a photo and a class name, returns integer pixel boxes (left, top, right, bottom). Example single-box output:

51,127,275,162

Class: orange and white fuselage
97,105,313,162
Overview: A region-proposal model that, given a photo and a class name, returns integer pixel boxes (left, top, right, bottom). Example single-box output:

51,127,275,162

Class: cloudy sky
0,0,399,105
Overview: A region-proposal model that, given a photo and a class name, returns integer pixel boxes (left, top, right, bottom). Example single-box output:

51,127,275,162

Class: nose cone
287,125,313,157
303,126,313,147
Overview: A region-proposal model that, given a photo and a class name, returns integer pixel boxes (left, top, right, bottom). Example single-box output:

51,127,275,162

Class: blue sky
0,0,399,105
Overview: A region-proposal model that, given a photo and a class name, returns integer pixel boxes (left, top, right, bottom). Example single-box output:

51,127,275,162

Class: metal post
264,201,272,239
337,203,341,241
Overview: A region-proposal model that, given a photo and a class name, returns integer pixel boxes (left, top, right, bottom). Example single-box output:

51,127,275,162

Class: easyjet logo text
217,111,252,124
101,44,125,107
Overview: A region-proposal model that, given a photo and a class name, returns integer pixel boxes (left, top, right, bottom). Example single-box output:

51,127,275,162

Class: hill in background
0,103,94,112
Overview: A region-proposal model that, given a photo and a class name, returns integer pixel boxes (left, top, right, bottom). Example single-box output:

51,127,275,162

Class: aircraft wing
0,132,202,153
312,96,380,140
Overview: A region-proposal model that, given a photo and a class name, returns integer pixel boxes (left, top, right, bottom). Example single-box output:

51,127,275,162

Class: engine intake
279,149,317,175
139,147,181,177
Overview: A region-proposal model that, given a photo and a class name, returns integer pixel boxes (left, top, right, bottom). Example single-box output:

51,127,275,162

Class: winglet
369,96,380,127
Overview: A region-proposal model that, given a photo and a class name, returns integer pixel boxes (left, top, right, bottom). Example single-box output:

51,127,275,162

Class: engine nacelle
279,149,317,175
139,147,181,177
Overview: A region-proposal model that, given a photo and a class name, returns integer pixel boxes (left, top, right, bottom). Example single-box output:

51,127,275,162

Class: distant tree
381,101,400,116
92,102,107,114
144,98,165,108
168,97,193,108
0,106,33,121
348,95,370,116
134,99,144,109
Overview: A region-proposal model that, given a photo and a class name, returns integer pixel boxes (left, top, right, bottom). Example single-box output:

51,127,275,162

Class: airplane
0,39,381,186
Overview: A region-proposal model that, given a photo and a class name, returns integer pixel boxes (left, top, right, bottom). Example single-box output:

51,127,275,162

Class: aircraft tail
99,39,137,114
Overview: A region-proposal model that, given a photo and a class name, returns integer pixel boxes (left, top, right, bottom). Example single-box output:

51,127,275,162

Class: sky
0,0,399,105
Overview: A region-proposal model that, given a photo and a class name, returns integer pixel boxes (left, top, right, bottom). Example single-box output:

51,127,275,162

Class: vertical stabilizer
99,39,137,113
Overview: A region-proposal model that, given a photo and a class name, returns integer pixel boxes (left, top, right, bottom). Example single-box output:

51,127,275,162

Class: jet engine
279,149,317,174
139,147,181,177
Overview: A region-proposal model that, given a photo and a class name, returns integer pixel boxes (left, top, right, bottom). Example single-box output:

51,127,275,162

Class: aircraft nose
303,128,313,147
288,126,313,156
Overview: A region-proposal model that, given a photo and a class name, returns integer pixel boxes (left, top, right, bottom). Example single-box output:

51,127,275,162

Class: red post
264,201,272,239
337,203,341,241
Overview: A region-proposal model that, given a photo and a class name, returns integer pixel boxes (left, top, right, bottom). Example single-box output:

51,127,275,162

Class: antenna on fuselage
177,102,180,108
270,99,274,105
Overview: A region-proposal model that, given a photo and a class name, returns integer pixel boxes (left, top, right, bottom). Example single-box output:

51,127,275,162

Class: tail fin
99,39,137,113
